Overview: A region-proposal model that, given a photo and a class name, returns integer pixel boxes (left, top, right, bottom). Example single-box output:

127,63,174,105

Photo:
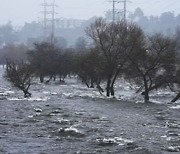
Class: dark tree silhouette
86,18,144,97
126,33,176,102
4,62,34,98
74,47,105,91
28,42,59,83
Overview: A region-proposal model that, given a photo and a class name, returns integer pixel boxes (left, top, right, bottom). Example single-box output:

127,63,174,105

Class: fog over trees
0,5,180,102
1,15,180,102
0,8,180,48
1,2,180,153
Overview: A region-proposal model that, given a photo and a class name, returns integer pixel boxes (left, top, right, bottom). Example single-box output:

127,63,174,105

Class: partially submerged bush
4,61,34,98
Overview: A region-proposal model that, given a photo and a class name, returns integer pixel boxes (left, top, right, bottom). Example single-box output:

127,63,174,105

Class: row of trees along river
1,18,180,103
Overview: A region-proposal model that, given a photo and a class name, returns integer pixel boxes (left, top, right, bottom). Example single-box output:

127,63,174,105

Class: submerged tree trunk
110,86,114,96
90,79,94,88
22,84,32,98
53,75,56,81
46,75,53,83
144,91,149,102
23,89,31,98
110,75,117,96
97,84,104,95
110,72,119,97
110,59,127,97
39,73,44,83
106,75,112,97
171,92,180,102
143,76,150,102
83,80,90,88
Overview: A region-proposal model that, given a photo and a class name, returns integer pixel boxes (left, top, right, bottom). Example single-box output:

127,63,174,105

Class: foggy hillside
0,9,180,47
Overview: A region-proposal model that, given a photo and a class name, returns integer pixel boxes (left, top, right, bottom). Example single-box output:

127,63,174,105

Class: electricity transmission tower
42,0,58,44
108,0,128,21
121,0,131,21
107,0,120,22
123,0,127,21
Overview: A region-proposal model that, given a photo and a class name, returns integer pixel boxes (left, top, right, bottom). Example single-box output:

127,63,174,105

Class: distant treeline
0,17,95,48
129,8,180,35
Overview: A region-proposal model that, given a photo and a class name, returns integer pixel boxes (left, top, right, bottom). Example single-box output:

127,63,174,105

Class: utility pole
42,0,57,44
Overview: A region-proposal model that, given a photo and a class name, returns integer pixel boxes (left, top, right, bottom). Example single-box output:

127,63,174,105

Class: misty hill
0,8,180,48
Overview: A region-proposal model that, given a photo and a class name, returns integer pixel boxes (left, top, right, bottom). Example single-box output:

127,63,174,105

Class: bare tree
74,47,105,91
28,42,59,83
171,70,180,102
127,33,176,102
86,18,144,97
56,48,74,82
4,61,34,98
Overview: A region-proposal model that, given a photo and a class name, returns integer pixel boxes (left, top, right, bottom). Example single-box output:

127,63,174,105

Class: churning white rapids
0,66,180,154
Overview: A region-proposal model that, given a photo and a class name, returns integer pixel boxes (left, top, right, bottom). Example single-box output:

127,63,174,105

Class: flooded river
0,67,180,154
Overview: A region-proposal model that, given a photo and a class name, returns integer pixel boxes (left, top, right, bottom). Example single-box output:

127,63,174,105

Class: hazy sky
0,0,179,26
